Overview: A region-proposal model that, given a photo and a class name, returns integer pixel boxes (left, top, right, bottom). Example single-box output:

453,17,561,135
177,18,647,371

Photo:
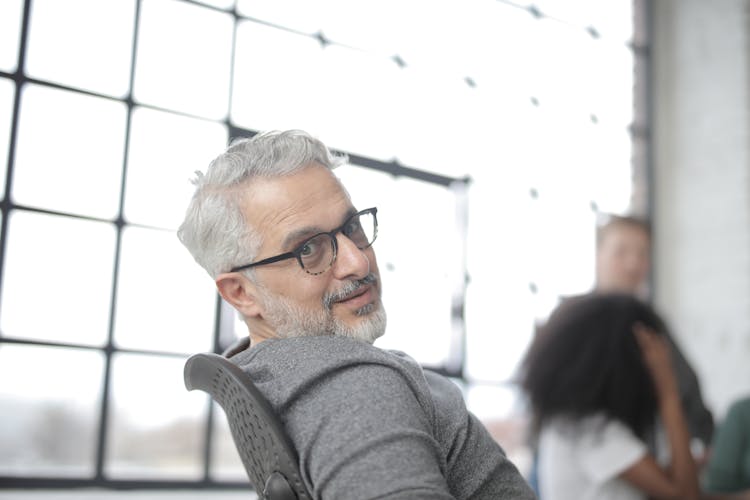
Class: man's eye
299,242,316,257
299,235,328,258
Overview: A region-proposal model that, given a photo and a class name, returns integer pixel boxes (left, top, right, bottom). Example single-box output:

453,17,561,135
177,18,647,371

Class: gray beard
256,274,387,344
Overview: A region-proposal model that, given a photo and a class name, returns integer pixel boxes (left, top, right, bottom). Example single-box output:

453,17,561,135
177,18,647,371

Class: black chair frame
184,353,311,500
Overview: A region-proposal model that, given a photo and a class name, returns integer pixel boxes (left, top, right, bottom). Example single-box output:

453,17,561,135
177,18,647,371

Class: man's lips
334,285,373,308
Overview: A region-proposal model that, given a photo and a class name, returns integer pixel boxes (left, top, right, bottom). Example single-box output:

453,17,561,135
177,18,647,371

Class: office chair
184,352,311,500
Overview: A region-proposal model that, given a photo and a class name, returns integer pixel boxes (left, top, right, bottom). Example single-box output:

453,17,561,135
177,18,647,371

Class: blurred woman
520,293,700,500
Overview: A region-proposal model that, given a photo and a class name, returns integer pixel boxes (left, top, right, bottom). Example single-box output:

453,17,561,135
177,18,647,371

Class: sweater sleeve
423,370,537,500
289,361,456,500
704,398,750,493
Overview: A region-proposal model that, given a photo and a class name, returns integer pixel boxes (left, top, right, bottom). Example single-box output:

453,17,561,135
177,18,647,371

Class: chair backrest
184,353,311,500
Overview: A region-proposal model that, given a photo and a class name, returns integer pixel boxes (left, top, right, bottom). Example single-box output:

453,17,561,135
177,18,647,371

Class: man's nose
332,233,370,280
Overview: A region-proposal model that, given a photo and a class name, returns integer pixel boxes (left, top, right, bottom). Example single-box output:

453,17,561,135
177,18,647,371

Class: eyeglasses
230,207,378,276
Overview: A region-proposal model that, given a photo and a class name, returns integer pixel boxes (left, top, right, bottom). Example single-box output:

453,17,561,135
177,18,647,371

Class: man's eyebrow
281,226,323,250
280,208,359,250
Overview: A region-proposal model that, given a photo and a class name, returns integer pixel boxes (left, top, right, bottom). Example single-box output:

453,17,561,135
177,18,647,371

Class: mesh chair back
184,353,311,500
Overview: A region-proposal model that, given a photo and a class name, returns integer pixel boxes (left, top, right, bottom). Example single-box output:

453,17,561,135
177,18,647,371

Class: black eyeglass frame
229,207,378,275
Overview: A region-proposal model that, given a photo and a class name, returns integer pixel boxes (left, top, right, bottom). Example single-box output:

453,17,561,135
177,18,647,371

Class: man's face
595,224,650,295
241,163,385,342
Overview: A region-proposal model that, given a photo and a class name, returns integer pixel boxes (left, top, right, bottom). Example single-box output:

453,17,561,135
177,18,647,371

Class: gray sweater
232,336,535,500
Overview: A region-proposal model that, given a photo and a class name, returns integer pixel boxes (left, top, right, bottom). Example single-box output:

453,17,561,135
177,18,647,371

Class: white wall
651,0,750,420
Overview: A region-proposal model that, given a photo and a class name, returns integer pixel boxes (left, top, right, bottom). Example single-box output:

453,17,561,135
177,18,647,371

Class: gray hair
177,130,347,279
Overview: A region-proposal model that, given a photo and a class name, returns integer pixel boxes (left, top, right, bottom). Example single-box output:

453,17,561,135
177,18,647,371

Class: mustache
323,273,377,310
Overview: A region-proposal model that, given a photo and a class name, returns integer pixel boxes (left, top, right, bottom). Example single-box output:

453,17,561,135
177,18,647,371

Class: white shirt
538,413,648,500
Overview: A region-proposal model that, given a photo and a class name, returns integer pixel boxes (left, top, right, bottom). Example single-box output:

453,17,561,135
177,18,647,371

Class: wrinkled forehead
240,164,353,248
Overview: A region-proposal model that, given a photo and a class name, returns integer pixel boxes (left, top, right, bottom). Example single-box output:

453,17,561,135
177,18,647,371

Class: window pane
534,0,634,44
124,107,227,229
25,0,136,97
579,127,634,215
134,0,233,119
308,0,434,55
464,173,539,383
465,281,537,383
210,401,245,481
389,68,479,177
464,115,602,383
0,344,104,477
197,0,235,8
0,0,23,72
589,42,635,129
13,84,127,219
106,353,206,479
236,0,323,32
232,21,323,132
373,178,458,367
466,4,538,94
114,226,216,353
306,45,399,162
0,210,116,346
0,77,14,198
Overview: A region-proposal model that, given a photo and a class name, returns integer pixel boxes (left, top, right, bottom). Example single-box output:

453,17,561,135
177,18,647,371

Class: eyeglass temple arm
230,251,296,273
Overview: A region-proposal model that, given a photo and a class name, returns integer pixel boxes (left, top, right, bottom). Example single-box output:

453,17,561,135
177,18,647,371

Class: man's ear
215,272,263,319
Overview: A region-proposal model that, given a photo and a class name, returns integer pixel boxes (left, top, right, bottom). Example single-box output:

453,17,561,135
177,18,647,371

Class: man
595,214,652,298
594,214,714,450
178,130,535,499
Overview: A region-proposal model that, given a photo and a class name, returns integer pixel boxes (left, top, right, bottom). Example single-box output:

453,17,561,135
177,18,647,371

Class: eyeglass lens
299,211,376,274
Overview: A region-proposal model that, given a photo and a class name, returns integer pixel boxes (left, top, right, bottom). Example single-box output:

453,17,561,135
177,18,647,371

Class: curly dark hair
520,293,665,440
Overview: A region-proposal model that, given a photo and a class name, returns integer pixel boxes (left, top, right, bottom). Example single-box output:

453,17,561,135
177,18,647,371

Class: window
0,0,641,488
